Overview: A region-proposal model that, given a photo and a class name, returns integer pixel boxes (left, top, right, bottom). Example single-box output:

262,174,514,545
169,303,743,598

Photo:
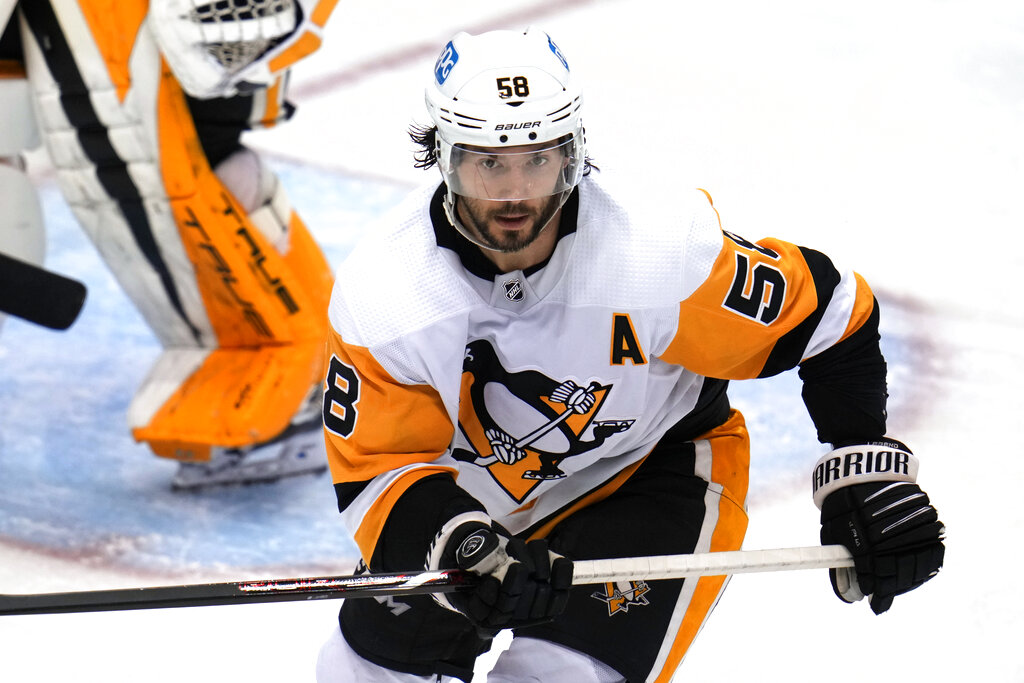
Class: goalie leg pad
170,388,327,489
0,72,40,155
130,341,324,460
157,68,333,347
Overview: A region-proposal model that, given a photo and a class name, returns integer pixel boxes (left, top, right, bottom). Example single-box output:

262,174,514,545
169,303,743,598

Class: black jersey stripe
21,1,203,343
758,246,842,378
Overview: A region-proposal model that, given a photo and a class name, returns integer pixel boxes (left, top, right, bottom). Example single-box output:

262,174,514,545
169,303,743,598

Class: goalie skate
171,413,327,490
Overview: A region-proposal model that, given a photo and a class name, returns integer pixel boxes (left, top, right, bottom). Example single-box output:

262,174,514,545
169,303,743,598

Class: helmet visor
439,138,582,201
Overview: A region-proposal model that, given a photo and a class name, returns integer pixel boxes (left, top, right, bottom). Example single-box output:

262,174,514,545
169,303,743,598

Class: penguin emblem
453,339,634,502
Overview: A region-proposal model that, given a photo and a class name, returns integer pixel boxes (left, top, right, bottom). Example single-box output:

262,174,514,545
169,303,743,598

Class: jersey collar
430,184,580,281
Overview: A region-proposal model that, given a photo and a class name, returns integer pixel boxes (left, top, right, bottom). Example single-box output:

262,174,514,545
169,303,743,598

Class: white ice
1,1,1022,681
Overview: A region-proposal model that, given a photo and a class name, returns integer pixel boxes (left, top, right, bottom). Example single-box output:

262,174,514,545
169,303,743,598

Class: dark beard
458,194,562,253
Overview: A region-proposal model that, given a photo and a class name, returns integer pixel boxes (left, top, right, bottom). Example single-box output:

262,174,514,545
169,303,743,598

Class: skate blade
171,459,327,490
171,441,327,491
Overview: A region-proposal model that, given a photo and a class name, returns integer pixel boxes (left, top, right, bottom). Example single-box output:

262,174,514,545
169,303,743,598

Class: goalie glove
149,0,333,99
426,512,573,633
813,439,945,614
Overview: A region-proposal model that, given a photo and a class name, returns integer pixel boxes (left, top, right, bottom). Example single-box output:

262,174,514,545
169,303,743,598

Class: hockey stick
0,252,87,330
0,545,853,616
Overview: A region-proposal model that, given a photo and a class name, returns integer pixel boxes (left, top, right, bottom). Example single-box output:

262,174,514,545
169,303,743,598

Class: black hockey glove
812,439,945,615
426,514,573,632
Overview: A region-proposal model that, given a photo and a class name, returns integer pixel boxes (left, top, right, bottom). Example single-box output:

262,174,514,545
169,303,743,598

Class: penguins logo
453,339,634,503
591,580,652,616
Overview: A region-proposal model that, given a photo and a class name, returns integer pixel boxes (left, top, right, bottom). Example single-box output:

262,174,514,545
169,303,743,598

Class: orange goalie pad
157,63,333,348
131,62,334,457
136,340,324,461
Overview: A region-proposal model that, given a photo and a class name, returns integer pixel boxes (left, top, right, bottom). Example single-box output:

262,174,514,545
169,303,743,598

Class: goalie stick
0,545,854,616
0,252,86,330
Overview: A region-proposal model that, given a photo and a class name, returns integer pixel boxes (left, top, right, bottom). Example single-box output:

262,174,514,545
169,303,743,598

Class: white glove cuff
425,511,492,612
812,443,919,509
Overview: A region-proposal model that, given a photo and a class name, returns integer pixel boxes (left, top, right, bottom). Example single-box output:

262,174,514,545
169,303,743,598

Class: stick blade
0,252,87,330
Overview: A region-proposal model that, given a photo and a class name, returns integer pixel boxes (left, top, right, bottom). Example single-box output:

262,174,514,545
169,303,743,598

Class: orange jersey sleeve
323,330,459,560
662,229,876,380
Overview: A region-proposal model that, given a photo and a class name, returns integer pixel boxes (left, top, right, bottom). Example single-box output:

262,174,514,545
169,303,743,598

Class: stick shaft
0,252,86,330
0,545,853,616
575,545,853,584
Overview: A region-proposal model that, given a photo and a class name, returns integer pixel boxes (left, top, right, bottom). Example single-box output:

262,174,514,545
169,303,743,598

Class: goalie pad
0,0,15,33
128,341,323,460
0,70,41,155
149,0,339,99
20,1,335,459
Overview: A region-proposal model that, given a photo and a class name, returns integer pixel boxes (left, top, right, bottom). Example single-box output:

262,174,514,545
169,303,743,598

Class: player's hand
431,521,572,632
814,440,945,614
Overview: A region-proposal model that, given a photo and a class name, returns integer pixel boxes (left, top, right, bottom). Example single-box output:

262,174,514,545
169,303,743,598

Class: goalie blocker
812,439,945,614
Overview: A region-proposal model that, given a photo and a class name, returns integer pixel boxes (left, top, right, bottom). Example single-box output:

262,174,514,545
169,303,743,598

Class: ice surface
1,1,1021,681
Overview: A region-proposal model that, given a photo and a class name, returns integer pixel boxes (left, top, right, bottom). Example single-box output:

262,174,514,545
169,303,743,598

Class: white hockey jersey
323,174,876,562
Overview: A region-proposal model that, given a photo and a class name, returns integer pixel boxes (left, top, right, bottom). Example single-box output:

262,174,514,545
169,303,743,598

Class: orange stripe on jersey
323,335,456,483
351,466,456,562
76,0,147,102
311,0,341,26
840,271,876,342
662,237,819,379
268,31,322,75
324,334,458,560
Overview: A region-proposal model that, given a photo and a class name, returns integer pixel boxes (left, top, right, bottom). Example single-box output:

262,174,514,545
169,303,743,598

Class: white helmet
425,28,586,211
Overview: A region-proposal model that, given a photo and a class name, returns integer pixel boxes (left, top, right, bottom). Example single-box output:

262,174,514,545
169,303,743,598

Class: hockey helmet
425,28,586,202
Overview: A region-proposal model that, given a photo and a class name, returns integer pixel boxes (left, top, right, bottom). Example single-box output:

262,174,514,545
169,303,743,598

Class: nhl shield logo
503,278,524,302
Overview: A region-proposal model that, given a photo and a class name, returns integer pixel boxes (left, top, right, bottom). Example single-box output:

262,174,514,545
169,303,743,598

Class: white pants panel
487,636,625,683
316,626,454,683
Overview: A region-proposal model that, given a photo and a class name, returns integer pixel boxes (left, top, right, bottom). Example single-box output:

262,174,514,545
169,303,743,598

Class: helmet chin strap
442,187,571,254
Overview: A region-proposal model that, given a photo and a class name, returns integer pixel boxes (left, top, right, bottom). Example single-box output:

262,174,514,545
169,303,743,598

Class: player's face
453,141,568,202
453,141,568,253
455,192,563,254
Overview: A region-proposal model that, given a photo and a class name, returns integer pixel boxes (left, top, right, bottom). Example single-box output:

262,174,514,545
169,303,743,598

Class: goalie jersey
323,175,884,566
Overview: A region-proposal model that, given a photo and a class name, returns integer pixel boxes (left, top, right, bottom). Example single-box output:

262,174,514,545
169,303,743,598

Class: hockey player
317,28,945,682
6,0,339,488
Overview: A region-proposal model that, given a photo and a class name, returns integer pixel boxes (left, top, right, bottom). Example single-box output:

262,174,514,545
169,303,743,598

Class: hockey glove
812,439,945,615
426,513,573,632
